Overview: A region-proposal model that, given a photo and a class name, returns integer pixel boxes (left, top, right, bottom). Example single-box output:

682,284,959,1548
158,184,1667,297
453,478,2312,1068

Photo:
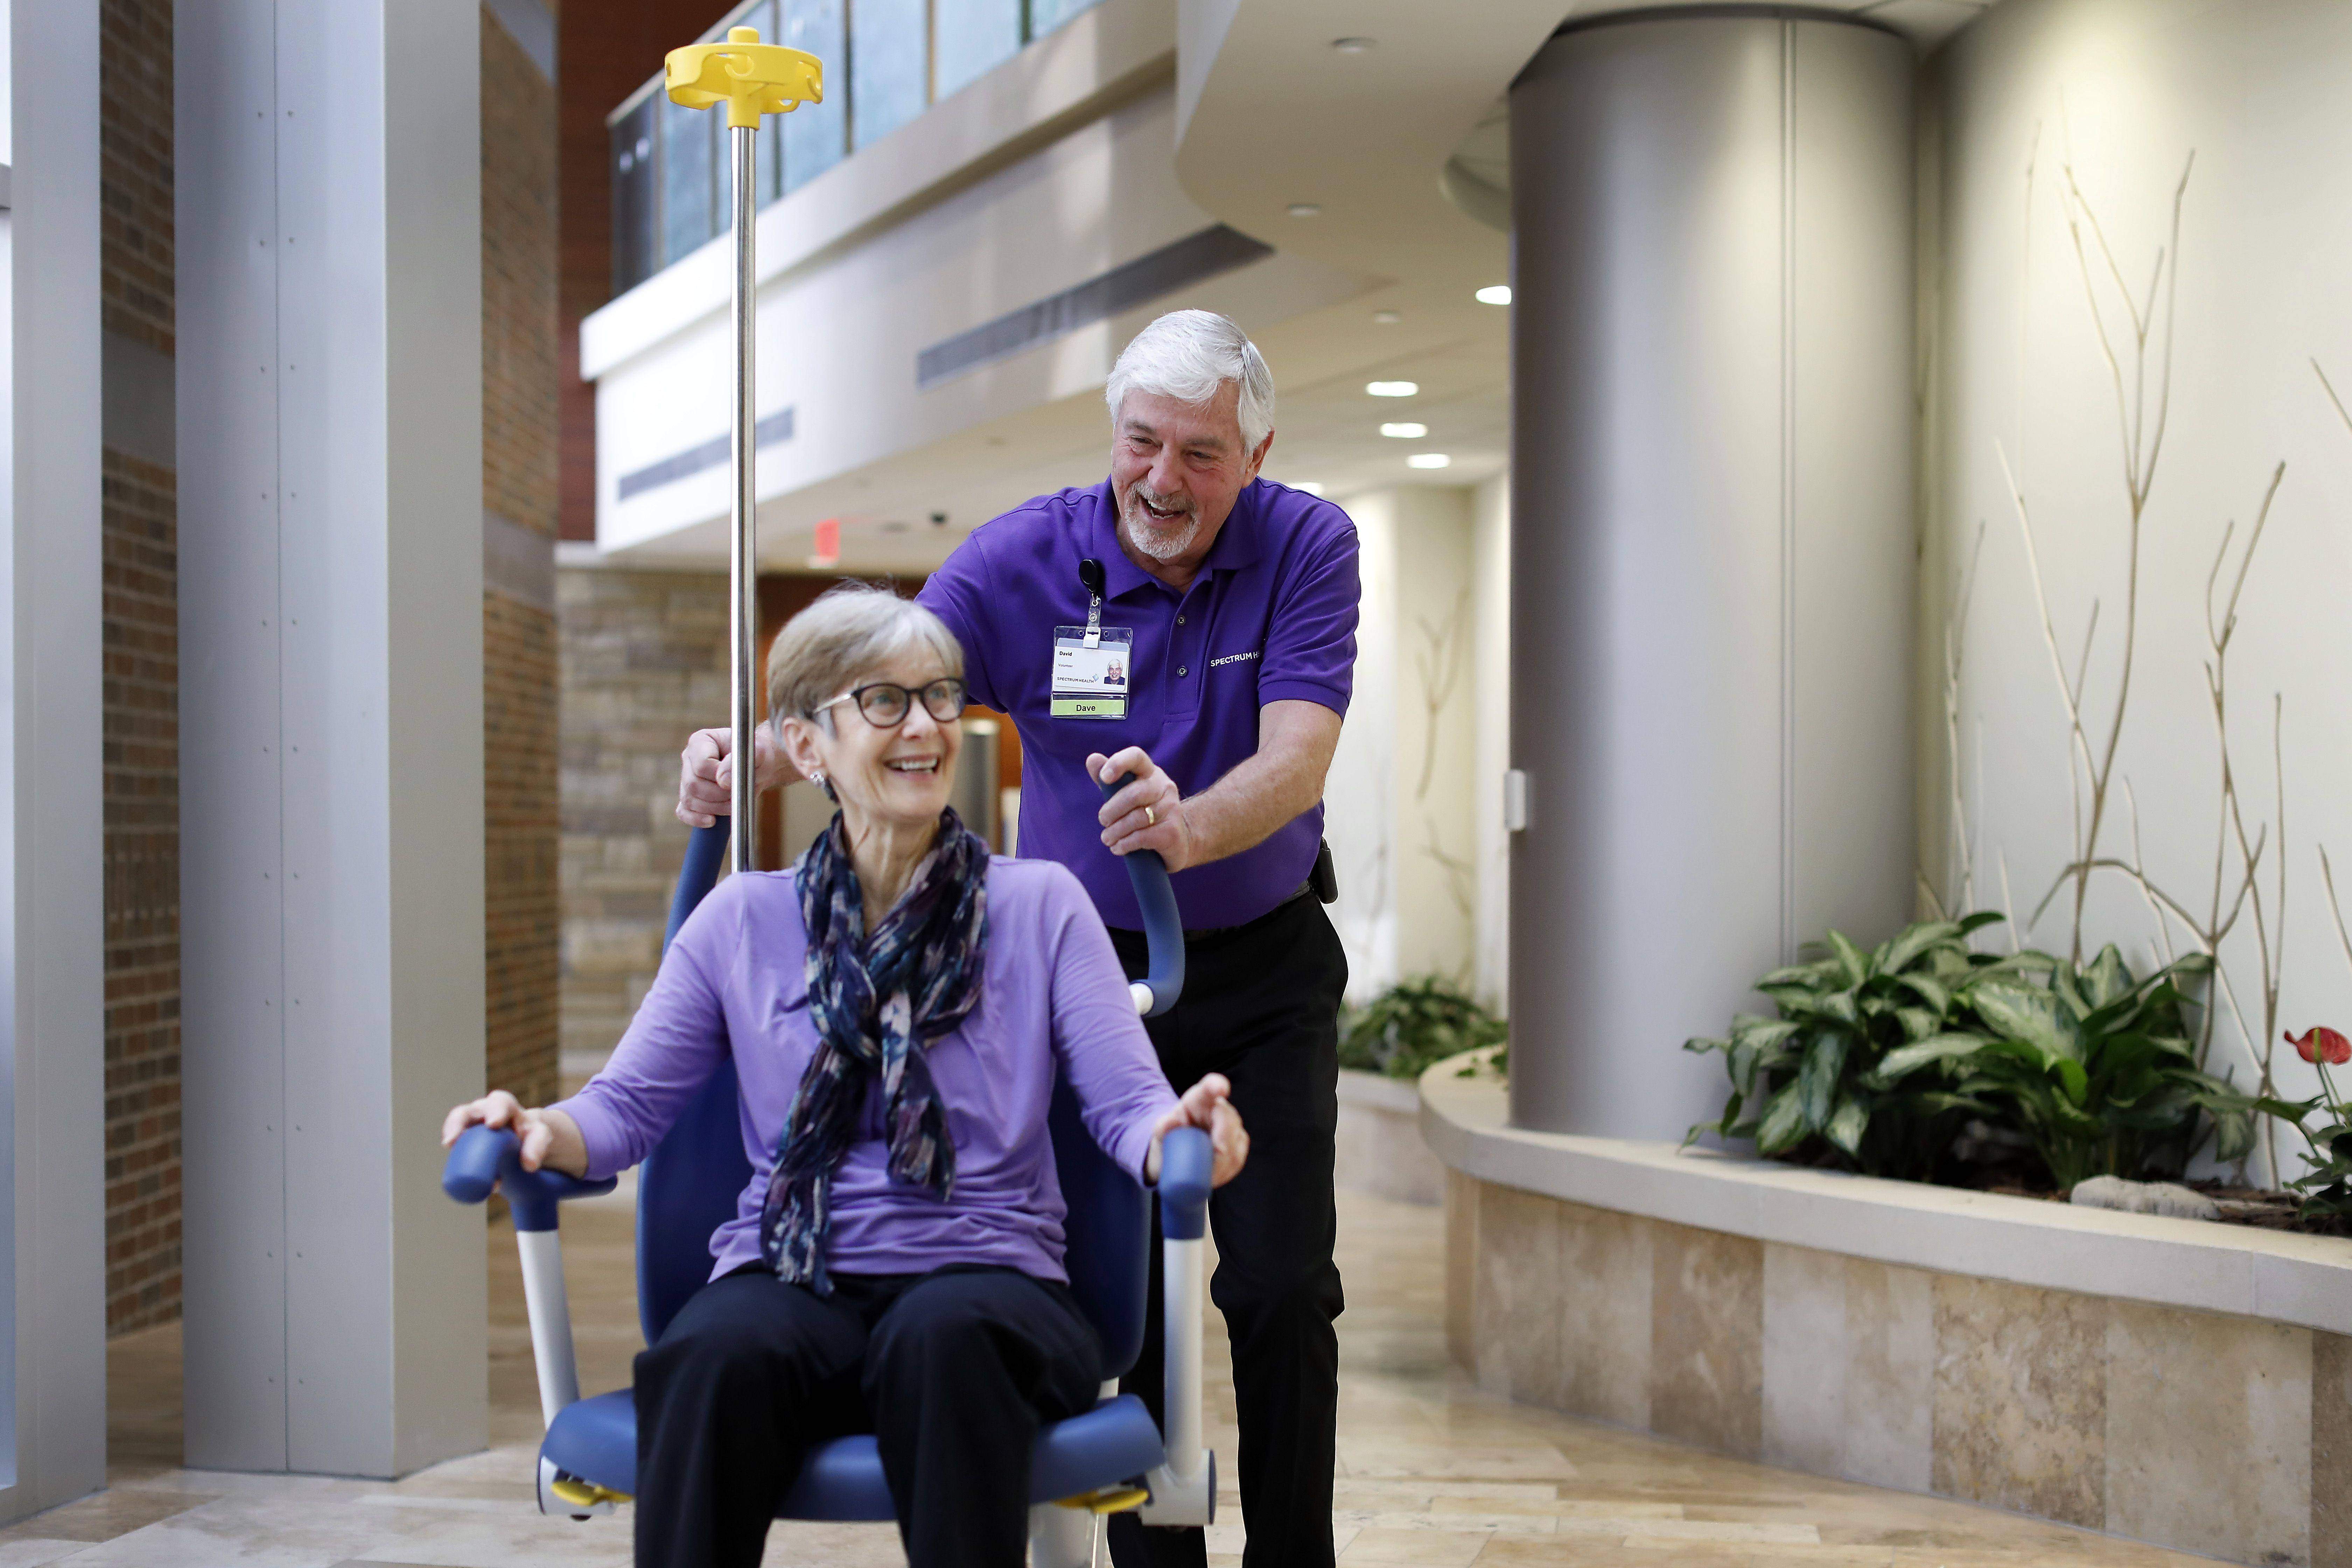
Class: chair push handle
1099,772,1185,1017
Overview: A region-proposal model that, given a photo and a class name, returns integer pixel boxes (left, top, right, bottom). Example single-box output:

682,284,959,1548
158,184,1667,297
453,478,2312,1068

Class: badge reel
1052,558,1133,719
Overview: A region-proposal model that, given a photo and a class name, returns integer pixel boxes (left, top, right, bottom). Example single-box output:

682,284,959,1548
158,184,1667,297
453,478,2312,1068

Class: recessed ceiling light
1366,380,1418,397
1407,453,1452,470
1290,481,1327,496
1331,36,1376,53
1287,202,1322,218
1379,422,1428,439
1476,284,1512,306
1372,309,1401,325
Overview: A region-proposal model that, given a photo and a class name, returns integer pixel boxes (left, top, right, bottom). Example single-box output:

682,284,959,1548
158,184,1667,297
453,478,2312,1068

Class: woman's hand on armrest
441,1090,589,1178
676,720,796,827
1145,1073,1248,1188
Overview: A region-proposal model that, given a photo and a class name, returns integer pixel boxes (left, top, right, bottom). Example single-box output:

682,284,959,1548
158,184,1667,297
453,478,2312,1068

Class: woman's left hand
1147,1072,1248,1188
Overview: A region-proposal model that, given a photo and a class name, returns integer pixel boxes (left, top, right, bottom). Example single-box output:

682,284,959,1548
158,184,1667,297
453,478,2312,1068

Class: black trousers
632,1263,1102,1568
1105,894,1348,1568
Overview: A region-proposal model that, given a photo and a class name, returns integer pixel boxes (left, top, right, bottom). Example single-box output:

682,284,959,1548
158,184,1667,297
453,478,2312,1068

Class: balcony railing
607,0,1109,296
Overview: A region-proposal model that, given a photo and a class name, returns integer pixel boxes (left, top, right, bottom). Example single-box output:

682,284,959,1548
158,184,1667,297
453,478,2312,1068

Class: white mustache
1130,486,1194,524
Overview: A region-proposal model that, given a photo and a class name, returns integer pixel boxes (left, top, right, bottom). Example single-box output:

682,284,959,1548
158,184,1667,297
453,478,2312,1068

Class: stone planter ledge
1418,1055,2352,1339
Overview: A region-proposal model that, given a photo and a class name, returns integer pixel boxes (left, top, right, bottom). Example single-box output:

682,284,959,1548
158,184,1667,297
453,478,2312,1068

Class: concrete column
178,0,486,1475
1506,13,1914,1138
0,0,110,1522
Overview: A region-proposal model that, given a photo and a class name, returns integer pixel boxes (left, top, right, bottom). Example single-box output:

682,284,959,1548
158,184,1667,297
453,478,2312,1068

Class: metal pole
728,121,758,874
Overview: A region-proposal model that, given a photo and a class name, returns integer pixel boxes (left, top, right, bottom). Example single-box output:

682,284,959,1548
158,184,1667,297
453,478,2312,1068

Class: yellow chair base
1054,1484,1150,1514
548,1475,633,1508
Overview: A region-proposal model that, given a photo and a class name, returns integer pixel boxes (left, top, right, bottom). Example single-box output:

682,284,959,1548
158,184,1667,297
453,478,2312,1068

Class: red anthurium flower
2286,1026,2352,1066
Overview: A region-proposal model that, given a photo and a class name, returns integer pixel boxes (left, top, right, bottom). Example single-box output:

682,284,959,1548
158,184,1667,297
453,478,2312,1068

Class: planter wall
1424,1061,2352,1568
1334,1068,1442,1206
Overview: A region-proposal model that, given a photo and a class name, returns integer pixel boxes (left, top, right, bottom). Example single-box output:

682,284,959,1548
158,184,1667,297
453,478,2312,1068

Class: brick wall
482,6,564,1110
101,0,181,1337
558,568,729,1077
103,453,181,1335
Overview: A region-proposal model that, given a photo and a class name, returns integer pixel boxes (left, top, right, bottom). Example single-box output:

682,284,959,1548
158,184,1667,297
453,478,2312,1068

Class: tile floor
5,1181,2225,1566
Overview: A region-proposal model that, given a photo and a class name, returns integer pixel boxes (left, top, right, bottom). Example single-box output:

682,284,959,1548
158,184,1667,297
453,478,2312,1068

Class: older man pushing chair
678,309,1358,1568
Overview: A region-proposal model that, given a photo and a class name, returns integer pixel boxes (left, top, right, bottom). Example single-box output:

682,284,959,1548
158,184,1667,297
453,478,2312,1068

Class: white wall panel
180,0,484,1477
0,0,107,1522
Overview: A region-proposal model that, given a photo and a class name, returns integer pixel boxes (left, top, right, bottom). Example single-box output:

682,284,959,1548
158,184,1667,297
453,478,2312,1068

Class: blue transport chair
441,816,1205,1562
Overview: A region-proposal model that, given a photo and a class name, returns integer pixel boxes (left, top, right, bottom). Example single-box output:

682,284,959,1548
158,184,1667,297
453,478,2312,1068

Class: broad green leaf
1893,1005,1939,1043
1825,1096,1870,1157
1893,971,1952,1015
1728,1015,1802,1050
1969,979,2082,1060
1817,990,1861,1027
1682,1035,1730,1057
2053,1058,2090,1106
1873,1032,1991,1083
2081,944,2131,1008
2051,963,2090,1022
1827,930,1871,987
1957,910,2007,935
1799,1032,1849,1132
1880,920,1962,975
1755,1083,1807,1155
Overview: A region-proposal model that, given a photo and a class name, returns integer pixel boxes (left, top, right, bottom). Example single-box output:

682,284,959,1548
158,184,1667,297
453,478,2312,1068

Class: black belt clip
1309,839,1337,905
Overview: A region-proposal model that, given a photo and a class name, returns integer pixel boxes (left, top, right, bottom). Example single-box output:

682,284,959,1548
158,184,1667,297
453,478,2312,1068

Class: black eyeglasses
812,678,967,728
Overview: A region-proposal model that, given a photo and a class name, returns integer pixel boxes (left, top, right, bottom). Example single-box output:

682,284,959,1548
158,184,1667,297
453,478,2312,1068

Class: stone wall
557,567,729,1080
1448,1169,2352,1568
100,0,181,1337
481,4,563,1111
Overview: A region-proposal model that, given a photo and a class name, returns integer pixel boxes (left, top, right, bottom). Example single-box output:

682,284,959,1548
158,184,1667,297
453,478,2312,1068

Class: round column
1507,12,1915,1138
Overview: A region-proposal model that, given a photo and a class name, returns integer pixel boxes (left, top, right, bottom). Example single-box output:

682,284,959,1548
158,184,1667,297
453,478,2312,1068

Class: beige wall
1919,0,2352,1177
1452,1169,2346,1567
1325,485,1480,999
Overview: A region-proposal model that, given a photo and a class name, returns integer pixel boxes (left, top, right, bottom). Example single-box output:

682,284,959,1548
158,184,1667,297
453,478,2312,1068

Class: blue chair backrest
635,823,1149,1375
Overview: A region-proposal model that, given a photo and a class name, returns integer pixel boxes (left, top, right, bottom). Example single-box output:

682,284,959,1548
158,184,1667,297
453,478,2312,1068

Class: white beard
1123,488,1202,562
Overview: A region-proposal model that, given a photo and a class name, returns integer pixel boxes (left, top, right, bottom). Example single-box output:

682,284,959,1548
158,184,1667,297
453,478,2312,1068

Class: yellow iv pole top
666,26,823,129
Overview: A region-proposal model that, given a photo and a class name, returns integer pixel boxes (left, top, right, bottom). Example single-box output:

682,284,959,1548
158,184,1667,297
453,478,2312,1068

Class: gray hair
1104,309,1276,451
766,582,964,729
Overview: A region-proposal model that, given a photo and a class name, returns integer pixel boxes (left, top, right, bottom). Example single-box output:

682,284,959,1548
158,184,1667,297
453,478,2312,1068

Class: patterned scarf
761,806,990,1292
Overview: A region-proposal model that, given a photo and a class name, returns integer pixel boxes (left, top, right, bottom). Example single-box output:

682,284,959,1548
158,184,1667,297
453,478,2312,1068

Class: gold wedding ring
1145,805,1157,826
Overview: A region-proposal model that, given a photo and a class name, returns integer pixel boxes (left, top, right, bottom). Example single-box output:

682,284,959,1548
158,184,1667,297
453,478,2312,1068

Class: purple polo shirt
919,477,1359,930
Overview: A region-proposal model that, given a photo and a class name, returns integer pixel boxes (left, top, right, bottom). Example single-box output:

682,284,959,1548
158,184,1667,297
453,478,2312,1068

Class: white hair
1104,310,1276,451
766,582,963,728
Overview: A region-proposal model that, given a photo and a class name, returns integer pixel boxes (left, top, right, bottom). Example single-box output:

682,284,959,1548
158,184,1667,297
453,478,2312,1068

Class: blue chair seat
543,1387,1165,1520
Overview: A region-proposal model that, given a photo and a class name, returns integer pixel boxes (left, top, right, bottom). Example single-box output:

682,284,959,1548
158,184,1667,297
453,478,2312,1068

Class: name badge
1051,625,1133,718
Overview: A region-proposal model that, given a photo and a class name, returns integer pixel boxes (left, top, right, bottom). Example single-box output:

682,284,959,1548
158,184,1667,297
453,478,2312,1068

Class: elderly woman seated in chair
442,584,1247,1568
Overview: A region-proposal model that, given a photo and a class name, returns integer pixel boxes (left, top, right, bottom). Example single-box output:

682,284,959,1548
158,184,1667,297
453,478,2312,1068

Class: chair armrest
442,1125,617,1232
1155,1126,1210,1239
443,1124,616,1429
1140,1124,1215,1526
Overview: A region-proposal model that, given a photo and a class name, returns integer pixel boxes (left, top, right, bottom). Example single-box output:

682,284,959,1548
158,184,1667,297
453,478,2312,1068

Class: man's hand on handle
677,722,790,827
1093,747,1198,873
1146,1073,1247,1188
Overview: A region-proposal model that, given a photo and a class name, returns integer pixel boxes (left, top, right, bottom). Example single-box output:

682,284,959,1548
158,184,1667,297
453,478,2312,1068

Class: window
782,0,848,192
850,0,929,150
935,0,1023,101
610,96,661,292
660,90,717,265
1028,0,1107,34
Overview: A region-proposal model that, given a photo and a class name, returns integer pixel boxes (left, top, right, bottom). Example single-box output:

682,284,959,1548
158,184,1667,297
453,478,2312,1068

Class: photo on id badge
1052,625,1133,719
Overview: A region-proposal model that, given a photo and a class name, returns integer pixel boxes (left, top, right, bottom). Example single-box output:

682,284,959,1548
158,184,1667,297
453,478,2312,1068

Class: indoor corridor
16,1190,2218,1568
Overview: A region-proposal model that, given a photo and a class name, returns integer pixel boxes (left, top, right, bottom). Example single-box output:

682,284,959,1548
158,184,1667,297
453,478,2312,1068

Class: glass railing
608,0,1108,297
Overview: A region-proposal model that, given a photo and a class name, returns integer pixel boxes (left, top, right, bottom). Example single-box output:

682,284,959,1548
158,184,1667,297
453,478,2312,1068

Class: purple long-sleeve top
551,856,1181,1285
